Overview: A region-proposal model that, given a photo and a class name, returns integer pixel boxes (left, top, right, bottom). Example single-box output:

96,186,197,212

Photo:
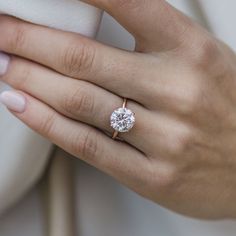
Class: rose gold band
112,98,127,139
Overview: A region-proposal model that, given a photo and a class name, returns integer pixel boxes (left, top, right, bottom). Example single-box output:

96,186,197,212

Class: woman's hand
1,0,236,219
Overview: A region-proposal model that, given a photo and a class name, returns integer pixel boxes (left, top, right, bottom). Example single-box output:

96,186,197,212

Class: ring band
110,98,135,140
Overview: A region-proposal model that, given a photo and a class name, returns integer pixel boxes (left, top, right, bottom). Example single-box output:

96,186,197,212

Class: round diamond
110,108,135,133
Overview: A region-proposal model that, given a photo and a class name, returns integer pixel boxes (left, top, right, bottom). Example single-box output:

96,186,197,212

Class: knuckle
178,86,203,116
167,125,195,156
61,40,96,77
16,63,32,89
3,59,33,89
167,78,203,116
176,98,197,116
37,112,56,136
9,23,27,52
188,35,220,69
147,162,179,190
63,85,95,117
157,168,179,189
72,129,100,160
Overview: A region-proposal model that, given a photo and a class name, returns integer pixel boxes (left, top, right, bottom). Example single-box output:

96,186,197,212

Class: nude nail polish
0,52,10,76
0,91,26,113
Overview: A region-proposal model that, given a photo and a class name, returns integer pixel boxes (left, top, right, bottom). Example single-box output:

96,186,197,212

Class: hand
1,0,236,219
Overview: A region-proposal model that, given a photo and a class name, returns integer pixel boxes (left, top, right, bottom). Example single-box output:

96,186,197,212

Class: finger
1,55,153,153
0,90,149,189
0,16,150,104
1,54,195,156
82,0,194,51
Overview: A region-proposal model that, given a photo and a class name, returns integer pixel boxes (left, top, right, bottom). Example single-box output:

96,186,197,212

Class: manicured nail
0,52,10,75
0,91,26,113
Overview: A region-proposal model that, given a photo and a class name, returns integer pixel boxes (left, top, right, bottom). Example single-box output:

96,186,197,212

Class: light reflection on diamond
110,108,135,133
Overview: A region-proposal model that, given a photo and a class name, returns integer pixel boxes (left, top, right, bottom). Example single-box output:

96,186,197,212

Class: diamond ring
110,98,135,139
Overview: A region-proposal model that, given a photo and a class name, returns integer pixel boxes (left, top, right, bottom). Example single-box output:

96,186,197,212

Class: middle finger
0,15,151,106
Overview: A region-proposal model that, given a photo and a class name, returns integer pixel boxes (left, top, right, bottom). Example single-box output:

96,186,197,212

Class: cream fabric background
1,0,236,235
0,0,102,215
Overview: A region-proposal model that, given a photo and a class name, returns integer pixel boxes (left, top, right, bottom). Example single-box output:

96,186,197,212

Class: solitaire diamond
110,108,135,133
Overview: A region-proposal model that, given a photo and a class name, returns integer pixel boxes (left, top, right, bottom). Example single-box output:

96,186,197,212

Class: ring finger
1,55,155,152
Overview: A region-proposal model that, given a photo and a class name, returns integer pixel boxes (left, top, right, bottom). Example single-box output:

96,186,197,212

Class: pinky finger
0,90,148,188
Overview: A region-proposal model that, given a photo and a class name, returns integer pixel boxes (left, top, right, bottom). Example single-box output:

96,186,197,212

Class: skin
0,0,236,219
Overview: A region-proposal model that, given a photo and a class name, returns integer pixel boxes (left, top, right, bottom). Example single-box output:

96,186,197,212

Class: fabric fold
0,0,102,37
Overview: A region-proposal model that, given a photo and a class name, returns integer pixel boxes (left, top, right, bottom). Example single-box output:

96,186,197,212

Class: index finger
82,0,195,51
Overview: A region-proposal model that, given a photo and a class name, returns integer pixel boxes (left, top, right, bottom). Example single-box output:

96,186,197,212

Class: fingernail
0,91,26,113
0,52,10,75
